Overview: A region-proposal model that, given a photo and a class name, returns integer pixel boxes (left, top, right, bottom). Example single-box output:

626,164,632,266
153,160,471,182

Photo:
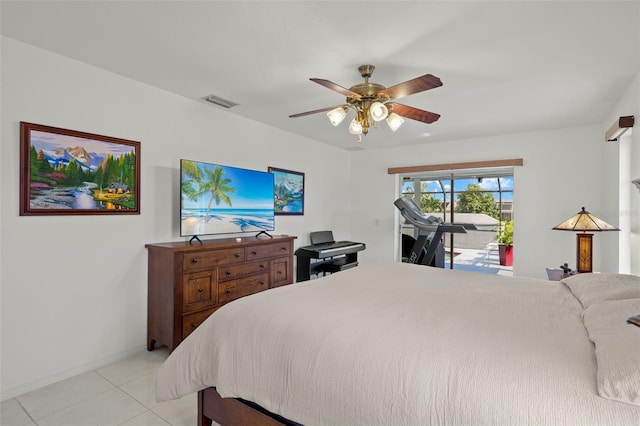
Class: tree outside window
455,183,500,219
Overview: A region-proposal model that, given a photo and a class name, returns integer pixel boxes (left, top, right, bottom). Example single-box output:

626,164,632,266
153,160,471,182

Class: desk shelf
317,257,358,274
295,241,365,281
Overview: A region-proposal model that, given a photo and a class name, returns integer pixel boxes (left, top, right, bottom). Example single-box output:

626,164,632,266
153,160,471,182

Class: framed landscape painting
268,167,304,215
20,122,141,215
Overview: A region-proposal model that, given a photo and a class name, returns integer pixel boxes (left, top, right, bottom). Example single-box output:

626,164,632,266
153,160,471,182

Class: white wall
630,74,640,277
0,37,352,399
600,72,640,275
349,125,614,279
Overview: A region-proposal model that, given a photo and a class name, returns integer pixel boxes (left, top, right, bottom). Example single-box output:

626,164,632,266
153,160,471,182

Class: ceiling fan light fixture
369,102,388,122
386,113,405,132
349,118,363,135
289,65,443,142
327,106,347,126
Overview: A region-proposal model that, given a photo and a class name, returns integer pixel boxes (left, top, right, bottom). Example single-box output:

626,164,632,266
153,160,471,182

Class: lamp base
576,233,593,273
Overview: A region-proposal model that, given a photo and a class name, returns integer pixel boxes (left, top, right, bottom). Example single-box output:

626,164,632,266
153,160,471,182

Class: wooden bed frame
198,387,301,426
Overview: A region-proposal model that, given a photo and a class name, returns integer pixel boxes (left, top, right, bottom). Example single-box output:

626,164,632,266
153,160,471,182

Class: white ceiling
2,1,639,150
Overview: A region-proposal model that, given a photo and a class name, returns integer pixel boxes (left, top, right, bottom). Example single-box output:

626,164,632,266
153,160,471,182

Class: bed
155,263,640,425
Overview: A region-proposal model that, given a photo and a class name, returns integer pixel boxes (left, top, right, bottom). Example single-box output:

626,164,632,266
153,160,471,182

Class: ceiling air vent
203,94,238,109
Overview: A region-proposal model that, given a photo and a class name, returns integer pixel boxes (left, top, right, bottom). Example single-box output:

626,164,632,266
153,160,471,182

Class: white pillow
561,273,640,308
583,298,640,406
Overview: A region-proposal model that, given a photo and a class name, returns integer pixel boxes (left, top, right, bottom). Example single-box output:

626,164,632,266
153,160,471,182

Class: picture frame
268,167,304,215
20,121,141,215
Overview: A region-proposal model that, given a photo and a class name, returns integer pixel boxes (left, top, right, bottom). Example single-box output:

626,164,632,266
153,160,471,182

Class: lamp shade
327,106,347,126
348,118,363,135
386,113,405,132
369,102,388,122
552,207,619,232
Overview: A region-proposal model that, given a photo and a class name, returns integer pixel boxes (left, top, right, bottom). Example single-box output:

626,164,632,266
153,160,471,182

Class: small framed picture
268,167,304,215
20,121,141,215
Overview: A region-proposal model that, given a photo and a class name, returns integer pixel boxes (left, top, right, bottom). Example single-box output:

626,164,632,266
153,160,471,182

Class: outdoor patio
444,246,513,276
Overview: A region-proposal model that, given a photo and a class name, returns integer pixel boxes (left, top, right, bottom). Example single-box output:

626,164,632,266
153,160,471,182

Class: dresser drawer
219,260,268,282
182,307,218,339
246,242,291,261
219,273,269,304
183,248,245,271
183,271,216,312
271,256,292,288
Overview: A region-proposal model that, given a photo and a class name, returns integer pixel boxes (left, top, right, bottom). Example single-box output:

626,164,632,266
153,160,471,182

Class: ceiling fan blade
378,74,442,100
310,78,362,99
387,102,441,124
289,105,344,118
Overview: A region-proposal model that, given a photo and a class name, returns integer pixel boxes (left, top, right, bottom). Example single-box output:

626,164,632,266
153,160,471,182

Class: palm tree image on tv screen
180,159,275,237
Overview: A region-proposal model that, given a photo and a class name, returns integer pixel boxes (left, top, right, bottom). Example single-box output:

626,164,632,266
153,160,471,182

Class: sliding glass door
399,168,514,275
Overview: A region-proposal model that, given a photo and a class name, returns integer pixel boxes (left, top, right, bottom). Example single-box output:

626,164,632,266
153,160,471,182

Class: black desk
295,241,366,281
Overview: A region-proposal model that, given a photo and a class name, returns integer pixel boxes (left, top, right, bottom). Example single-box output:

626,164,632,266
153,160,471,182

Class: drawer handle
281,247,287,251
226,271,232,275
235,253,241,258
198,287,204,293
191,322,200,329
251,251,257,255
260,264,266,268
260,281,265,285
226,289,231,294
191,258,199,264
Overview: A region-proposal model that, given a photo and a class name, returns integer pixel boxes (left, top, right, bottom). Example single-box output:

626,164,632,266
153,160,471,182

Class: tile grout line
15,398,37,426
106,364,173,426
28,385,117,424
19,370,117,424
94,366,159,426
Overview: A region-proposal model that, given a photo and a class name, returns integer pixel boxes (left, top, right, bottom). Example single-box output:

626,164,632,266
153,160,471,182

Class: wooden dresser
146,235,296,352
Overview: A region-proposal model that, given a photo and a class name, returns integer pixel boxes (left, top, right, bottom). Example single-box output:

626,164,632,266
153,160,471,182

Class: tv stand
189,235,203,245
145,235,296,352
255,230,273,239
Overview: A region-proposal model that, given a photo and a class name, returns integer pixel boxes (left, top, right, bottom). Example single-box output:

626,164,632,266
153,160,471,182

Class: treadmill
394,196,476,267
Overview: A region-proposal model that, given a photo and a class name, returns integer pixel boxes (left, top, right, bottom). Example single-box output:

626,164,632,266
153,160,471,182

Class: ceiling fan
290,65,442,141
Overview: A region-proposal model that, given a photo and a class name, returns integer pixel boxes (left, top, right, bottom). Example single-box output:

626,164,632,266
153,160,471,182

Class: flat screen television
180,159,275,239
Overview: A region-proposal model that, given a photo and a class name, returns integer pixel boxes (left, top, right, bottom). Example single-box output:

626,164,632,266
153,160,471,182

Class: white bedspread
156,263,640,425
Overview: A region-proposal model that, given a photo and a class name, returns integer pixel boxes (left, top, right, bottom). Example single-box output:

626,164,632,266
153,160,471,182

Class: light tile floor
444,247,513,276
1,347,207,426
